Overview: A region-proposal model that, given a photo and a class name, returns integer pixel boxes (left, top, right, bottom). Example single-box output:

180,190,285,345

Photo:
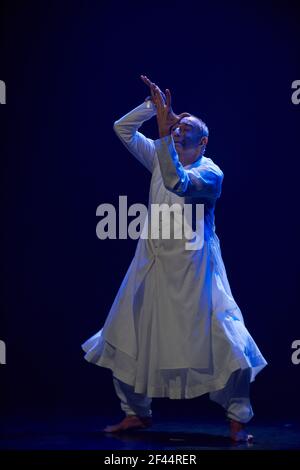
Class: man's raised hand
141,75,190,138
141,75,166,106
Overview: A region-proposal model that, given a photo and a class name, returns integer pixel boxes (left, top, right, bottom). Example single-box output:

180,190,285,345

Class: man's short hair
189,115,209,141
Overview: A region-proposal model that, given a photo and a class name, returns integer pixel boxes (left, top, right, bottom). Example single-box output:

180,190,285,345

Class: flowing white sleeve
154,135,223,199
113,101,157,173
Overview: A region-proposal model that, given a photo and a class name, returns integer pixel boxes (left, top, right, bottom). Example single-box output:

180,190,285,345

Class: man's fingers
141,75,154,92
150,84,157,102
169,112,192,130
141,75,154,88
141,75,168,103
178,112,191,119
153,85,164,108
140,74,150,84
165,89,171,108
154,84,166,103
141,75,168,108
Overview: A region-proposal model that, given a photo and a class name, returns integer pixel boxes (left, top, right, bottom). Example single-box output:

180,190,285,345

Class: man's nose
173,126,180,136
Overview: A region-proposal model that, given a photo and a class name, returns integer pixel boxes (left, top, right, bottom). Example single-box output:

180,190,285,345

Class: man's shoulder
199,156,224,178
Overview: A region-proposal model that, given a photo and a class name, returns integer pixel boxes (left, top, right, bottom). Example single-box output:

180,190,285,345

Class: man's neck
179,150,202,168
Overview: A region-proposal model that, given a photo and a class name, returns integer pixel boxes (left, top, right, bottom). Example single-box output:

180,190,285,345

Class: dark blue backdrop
1,0,300,422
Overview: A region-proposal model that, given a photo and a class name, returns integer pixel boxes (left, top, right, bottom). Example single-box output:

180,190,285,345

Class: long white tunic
82,101,267,399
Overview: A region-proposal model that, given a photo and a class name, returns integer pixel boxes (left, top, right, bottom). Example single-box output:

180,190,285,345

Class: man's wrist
159,128,170,138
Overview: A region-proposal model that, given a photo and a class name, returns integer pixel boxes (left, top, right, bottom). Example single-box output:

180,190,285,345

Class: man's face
171,117,202,151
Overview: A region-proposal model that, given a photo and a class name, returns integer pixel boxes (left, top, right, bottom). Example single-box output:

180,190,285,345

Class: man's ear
200,136,208,146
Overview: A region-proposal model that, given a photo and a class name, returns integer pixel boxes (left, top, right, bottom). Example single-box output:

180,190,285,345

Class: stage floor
1,415,299,451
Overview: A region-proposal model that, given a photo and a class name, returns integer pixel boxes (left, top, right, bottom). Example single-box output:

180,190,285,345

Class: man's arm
113,101,157,173
154,135,223,199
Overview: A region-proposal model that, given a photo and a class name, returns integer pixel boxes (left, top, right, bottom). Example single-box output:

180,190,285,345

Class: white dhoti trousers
113,368,253,424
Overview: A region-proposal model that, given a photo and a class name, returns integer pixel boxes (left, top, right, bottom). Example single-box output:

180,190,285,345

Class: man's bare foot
104,415,153,433
230,419,254,442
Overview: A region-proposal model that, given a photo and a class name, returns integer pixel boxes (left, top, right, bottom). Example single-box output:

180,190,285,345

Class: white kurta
82,101,267,399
